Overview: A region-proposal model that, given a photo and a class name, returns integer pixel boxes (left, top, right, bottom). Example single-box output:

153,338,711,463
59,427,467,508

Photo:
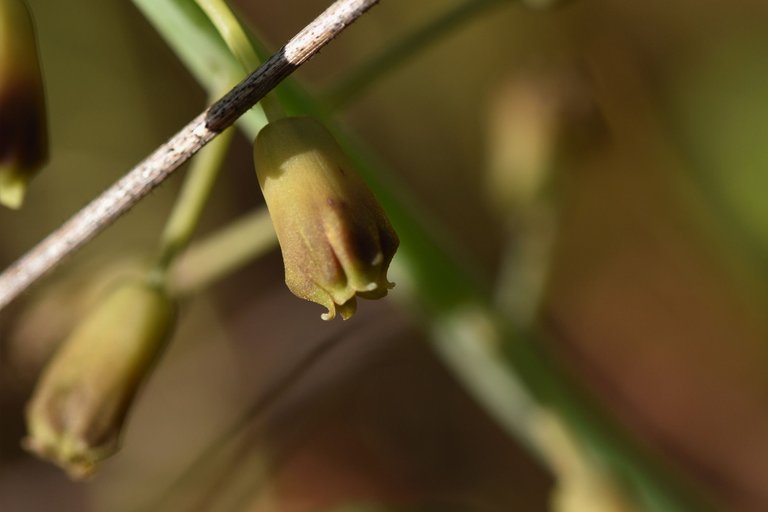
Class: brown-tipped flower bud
0,0,48,209
23,281,176,478
253,117,399,320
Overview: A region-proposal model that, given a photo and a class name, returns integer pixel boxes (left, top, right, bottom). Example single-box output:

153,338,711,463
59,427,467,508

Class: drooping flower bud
0,0,48,209
253,117,399,320
23,280,176,478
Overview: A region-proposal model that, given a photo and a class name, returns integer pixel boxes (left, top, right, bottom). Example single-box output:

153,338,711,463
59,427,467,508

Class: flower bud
486,68,605,216
253,117,399,320
23,281,176,478
0,0,48,209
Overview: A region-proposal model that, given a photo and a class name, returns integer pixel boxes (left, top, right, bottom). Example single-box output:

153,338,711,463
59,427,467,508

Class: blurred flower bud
7,258,143,385
253,117,398,320
0,0,48,209
486,68,605,216
488,69,606,323
24,281,176,478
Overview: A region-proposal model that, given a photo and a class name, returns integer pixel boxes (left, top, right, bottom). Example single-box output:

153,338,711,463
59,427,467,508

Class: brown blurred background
3,0,768,510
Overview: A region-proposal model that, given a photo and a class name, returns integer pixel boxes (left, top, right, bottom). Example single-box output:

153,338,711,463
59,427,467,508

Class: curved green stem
195,0,284,121
153,123,235,276
195,0,259,71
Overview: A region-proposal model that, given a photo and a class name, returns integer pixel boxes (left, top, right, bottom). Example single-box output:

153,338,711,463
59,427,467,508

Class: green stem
133,0,269,128
194,0,284,120
194,0,259,71
148,0,285,281
168,208,276,296
323,0,507,108
154,123,235,275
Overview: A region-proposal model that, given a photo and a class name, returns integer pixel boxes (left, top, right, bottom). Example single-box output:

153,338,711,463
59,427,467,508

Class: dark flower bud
253,117,399,320
0,0,48,209
24,281,176,478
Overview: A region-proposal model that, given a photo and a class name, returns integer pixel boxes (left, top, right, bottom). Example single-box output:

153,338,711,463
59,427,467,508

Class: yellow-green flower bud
0,0,48,209
253,117,399,320
23,281,176,478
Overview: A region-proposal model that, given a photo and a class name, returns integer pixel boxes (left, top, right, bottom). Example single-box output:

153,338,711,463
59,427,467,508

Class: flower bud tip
0,0,49,209
0,169,27,208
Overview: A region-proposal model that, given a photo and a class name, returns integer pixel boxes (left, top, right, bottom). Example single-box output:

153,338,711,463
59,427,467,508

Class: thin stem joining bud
194,0,284,120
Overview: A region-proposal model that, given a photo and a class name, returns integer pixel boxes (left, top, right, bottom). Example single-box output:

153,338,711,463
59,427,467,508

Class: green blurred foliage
667,34,768,264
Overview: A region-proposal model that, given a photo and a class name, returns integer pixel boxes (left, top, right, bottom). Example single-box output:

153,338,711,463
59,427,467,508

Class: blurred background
3,0,768,510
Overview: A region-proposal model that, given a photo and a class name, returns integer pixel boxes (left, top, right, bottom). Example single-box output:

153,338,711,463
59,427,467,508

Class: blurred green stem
133,0,268,128
324,0,507,108
495,211,558,326
154,0,285,280
154,122,235,275
195,0,259,70
169,208,276,296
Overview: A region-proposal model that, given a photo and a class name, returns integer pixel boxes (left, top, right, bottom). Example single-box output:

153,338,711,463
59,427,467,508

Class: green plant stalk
154,0,279,279
133,0,268,128
324,0,508,108
168,208,276,296
154,124,235,274
133,1,709,510
194,0,260,71
193,0,284,120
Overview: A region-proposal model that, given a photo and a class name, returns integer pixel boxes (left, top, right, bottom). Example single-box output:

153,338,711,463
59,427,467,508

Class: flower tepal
254,117,399,320
0,0,48,209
